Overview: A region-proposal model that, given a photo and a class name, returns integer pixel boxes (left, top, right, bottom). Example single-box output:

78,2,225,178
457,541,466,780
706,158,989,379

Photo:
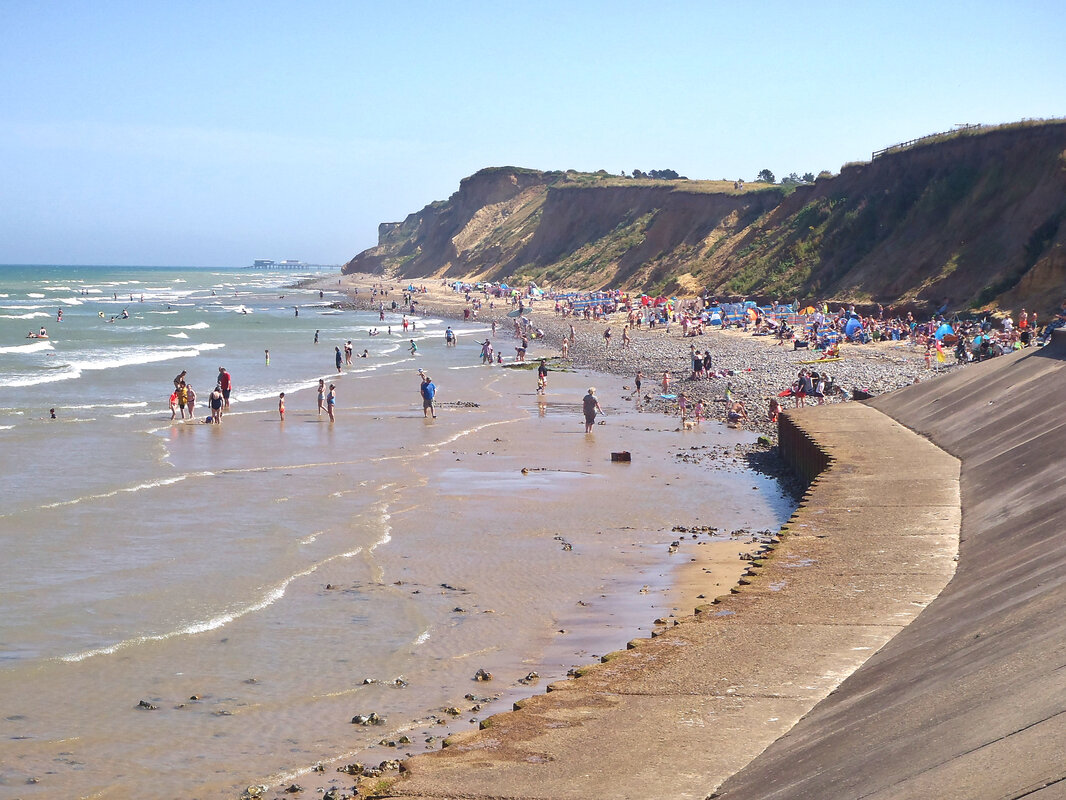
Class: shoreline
240,277,799,799
324,273,952,445
263,271,955,799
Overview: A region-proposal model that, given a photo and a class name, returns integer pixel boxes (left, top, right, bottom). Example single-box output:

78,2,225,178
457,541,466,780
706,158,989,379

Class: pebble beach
330,274,954,444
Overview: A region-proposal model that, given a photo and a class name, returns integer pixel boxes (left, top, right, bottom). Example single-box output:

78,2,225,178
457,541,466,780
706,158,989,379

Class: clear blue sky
2,1,1063,267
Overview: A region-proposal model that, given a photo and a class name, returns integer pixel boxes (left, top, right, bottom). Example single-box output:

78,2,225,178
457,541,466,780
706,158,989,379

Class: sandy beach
236,272,959,799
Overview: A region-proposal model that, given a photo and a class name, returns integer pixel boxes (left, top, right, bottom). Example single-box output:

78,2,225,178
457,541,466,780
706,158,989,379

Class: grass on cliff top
554,173,782,195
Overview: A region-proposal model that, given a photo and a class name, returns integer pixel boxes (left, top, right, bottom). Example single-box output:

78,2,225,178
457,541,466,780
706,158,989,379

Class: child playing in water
279,392,285,421
694,398,704,425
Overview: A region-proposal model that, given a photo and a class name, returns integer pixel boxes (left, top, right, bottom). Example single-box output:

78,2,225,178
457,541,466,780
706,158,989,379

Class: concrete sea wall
379,402,961,799
717,330,1066,799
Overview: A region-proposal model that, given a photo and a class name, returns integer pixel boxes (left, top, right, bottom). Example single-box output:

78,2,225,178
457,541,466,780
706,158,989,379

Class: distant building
253,259,275,267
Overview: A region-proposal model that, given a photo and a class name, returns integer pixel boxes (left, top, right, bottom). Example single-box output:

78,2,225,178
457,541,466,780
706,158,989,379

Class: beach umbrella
934,323,955,340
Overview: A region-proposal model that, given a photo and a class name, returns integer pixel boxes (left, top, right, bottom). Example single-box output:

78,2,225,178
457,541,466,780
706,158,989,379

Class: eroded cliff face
346,121,1066,313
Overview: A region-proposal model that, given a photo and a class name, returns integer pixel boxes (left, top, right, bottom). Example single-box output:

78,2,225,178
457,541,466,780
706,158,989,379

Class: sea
0,264,795,798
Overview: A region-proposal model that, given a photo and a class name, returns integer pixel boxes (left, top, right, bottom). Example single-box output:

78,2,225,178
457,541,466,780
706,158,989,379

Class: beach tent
844,317,864,340
934,322,955,341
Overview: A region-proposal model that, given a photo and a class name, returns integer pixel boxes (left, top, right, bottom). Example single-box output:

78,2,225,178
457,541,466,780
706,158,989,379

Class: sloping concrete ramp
716,331,1066,800
379,405,960,799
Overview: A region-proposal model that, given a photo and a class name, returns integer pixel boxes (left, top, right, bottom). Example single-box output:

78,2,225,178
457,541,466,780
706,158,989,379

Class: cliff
346,120,1066,314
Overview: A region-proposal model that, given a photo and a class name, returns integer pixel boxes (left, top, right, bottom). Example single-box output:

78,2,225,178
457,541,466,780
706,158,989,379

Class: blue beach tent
934,323,955,341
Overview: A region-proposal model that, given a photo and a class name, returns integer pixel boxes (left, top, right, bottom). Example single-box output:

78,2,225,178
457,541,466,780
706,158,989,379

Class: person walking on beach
314,329,319,344
420,374,437,418
661,371,671,394
480,339,493,364
279,392,286,421
537,359,548,395
326,384,336,422
335,346,343,373
582,387,603,433
603,326,612,349
217,367,232,412
317,379,326,416
634,370,643,397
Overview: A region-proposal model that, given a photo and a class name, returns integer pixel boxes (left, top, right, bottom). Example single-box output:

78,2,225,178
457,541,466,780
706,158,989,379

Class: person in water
582,387,603,433
420,374,436,418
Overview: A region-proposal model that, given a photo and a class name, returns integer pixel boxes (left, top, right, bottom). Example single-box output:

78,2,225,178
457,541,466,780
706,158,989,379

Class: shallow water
0,266,794,798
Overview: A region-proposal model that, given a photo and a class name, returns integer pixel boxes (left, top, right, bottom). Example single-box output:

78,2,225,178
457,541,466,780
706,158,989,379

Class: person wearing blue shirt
420,375,436,418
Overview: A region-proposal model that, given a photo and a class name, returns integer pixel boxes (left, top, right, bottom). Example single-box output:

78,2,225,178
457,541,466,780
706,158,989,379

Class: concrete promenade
717,331,1066,799
376,404,961,799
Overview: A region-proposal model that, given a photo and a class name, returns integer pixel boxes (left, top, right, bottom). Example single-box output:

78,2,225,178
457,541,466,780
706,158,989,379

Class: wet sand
222,277,800,799
1,294,793,799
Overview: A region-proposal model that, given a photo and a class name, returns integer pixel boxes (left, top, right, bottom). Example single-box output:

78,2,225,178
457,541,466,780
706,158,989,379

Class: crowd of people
169,367,230,424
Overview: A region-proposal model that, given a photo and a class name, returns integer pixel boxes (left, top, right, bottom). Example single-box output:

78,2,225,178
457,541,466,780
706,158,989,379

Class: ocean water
0,265,794,798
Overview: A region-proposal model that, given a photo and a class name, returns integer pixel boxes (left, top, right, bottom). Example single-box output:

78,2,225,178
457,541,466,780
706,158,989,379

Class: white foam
59,545,364,663
38,471,215,510
0,341,54,355
173,321,209,330
74,342,226,374
65,401,149,411
167,332,189,339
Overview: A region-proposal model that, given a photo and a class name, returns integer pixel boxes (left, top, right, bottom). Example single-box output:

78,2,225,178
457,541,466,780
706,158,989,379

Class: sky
1,1,1063,267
